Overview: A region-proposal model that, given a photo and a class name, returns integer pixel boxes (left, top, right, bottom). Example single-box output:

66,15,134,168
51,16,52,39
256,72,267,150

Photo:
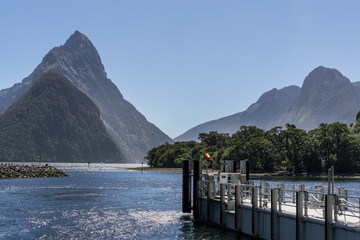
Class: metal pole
304,191,308,217
264,182,270,199
325,194,333,240
207,175,213,223
197,181,201,220
278,187,282,212
280,183,285,203
240,184,243,205
334,194,338,223
220,183,225,226
293,185,296,204
235,184,242,232
331,166,334,195
260,182,263,208
328,168,331,195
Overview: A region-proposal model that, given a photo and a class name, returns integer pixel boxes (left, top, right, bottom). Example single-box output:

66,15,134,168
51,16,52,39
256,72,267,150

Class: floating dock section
182,160,360,240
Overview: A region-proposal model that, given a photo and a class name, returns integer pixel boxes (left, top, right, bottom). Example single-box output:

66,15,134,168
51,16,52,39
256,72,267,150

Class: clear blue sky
1,1,359,138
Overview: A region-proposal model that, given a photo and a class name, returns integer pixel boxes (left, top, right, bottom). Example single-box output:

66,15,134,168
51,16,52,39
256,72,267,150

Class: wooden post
235,184,242,232
182,160,191,213
220,183,226,226
271,188,278,240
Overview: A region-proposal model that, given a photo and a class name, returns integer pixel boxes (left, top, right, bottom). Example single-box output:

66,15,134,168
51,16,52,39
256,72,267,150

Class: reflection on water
1,165,357,239
0,167,248,239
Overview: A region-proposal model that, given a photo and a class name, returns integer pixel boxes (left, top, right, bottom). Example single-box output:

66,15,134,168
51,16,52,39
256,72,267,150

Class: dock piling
296,191,304,240
182,160,191,213
252,186,259,236
193,160,201,219
271,188,278,240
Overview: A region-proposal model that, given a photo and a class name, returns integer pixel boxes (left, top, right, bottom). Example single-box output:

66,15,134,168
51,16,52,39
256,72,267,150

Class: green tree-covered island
146,114,360,175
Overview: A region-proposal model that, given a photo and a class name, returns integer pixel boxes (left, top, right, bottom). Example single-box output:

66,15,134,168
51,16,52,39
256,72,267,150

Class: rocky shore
0,163,69,179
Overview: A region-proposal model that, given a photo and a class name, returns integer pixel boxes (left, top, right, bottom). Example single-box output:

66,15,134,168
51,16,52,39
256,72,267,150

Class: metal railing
199,177,360,226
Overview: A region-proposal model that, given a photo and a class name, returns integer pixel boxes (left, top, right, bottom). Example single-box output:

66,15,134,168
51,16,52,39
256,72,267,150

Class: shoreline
127,167,360,180
125,167,183,173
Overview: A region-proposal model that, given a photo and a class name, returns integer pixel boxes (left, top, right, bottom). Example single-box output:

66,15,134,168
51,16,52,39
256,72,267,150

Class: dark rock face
0,31,172,162
0,72,124,163
284,66,360,130
175,85,300,142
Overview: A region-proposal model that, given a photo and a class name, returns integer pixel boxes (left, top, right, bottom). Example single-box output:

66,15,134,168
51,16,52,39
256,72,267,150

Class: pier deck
182,160,359,239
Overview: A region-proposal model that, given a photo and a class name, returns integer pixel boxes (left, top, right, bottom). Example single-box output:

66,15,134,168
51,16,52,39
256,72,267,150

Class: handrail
200,176,359,225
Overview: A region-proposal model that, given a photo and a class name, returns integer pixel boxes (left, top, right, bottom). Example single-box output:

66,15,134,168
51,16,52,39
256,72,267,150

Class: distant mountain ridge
175,66,360,142
0,72,124,162
175,85,301,142
0,31,173,162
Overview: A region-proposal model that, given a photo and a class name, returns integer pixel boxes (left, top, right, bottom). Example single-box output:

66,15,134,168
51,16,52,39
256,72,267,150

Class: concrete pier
183,164,360,240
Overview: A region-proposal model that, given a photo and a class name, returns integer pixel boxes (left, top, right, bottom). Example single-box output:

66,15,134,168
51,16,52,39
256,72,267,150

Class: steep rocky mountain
0,31,172,162
175,85,300,142
0,72,124,162
353,81,360,97
284,66,360,130
175,66,360,142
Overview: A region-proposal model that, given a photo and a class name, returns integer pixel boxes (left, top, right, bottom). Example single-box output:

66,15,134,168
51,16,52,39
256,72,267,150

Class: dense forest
146,113,360,174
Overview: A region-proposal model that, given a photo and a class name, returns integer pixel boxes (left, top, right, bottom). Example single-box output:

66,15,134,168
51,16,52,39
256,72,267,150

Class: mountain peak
285,66,360,130
304,66,346,87
0,31,174,162
62,30,95,52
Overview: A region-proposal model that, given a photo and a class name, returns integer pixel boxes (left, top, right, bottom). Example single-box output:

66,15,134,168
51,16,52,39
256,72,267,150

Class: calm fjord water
0,166,241,240
1,164,358,239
